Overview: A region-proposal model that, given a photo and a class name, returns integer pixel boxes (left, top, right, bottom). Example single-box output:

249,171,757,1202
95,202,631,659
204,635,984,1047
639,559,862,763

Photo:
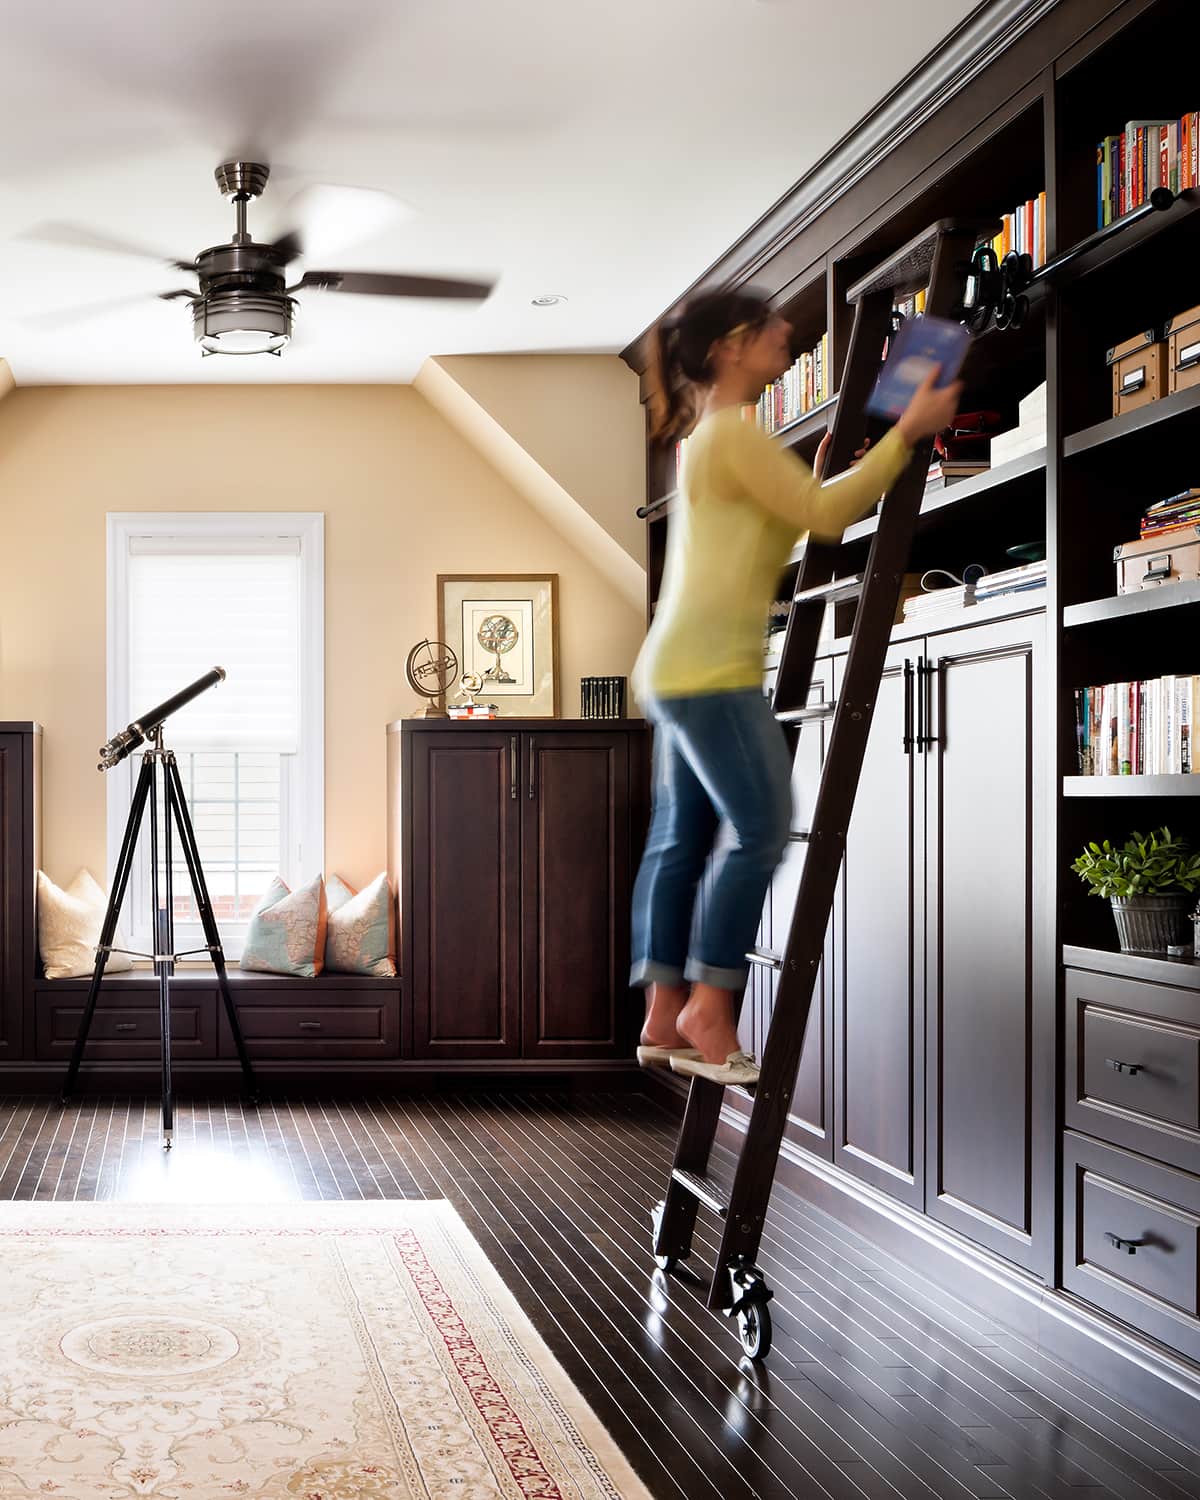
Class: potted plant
1072,826,1200,954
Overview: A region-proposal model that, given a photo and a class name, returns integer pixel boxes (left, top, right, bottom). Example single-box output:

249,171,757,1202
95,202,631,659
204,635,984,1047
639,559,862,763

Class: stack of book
1076,675,1200,776
902,581,976,622
448,701,498,720
973,559,1047,603
926,458,989,488
979,192,1048,268
1097,114,1199,227
754,334,830,434
1141,488,1200,537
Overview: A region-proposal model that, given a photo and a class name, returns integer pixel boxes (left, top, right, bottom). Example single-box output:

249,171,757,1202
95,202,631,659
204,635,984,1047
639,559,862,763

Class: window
107,514,324,961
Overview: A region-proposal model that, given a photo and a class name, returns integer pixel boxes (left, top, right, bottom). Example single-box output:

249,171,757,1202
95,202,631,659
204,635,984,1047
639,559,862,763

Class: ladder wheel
654,1252,679,1273
650,1200,677,1273
737,1301,772,1360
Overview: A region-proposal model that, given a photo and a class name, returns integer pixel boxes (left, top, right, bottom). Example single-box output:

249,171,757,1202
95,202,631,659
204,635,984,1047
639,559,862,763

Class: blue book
866,314,970,421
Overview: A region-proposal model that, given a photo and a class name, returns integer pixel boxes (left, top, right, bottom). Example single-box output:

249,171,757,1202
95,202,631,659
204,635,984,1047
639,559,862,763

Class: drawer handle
1105,1057,1142,1076
298,1021,323,1031
114,1022,138,1033
1104,1232,1146,1255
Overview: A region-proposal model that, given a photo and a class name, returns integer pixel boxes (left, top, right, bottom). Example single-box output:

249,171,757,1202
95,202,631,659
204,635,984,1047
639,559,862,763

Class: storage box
1017,381,1047,428
1114,527,1200,593
1106,328,1166,417
991,420,1046,467
1164,303,1200,395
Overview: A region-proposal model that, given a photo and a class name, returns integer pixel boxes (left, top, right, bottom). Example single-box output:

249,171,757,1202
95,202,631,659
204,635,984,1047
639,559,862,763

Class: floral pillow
324,873,397,978
37,869,136,980
239,875,327,978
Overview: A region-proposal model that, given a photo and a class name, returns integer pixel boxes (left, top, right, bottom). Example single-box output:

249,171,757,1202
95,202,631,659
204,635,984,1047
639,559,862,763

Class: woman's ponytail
647,317,689,442
646,287,771,443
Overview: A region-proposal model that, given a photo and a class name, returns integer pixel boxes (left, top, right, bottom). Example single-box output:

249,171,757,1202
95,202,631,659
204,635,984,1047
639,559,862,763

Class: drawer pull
114,1022,138,1033
298,1021,323,1032
1105,1057,1142,1076
1104,1231,1146,1255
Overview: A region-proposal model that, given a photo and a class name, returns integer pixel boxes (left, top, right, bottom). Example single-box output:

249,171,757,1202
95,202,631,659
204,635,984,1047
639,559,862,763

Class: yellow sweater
634,410,911,700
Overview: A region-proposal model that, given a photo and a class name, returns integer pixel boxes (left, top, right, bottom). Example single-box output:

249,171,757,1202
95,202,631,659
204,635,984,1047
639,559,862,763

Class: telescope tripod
61,728,259,1146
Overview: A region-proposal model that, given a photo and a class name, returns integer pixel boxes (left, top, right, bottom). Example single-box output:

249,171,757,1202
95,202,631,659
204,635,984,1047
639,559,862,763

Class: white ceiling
0,0,978,385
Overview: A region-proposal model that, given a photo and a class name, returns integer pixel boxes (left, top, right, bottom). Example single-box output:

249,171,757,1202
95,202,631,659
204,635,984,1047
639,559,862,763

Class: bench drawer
219,991,400,1059
1066,969,1200,1172
36,989,218,1061
1063,1131,1200,1362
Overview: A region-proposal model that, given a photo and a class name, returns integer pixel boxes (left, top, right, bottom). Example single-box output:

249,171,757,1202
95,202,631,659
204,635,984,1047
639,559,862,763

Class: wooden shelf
837,445,1047,548
1065,383,1200,459
772,396,838,451
1064,944,1200,990
1063,775,1200,797
1052,189,1200,288
1064,582,1200,628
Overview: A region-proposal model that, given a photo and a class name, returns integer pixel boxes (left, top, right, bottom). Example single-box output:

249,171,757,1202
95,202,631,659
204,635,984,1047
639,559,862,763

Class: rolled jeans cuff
630,958,686,990
684,957,748,990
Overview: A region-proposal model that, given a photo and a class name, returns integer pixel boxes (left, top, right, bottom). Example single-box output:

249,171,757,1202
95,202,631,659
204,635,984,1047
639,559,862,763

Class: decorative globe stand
406,639,459,717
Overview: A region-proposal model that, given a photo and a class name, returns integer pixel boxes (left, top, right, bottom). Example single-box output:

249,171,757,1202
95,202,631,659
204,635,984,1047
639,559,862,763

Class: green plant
1072,827,1200,900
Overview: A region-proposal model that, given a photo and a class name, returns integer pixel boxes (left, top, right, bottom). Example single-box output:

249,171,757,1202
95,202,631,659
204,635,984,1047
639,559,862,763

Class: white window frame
106,512,324,962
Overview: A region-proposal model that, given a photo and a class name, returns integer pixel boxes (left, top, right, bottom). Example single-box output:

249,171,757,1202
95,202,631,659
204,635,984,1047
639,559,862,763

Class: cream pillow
37,869,135,980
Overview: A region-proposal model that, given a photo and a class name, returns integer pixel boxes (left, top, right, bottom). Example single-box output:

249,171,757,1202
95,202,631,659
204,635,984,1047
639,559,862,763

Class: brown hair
647,287,771,441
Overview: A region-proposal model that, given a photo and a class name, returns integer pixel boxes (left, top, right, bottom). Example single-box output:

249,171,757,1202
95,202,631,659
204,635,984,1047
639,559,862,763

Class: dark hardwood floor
3,1088,1199,1500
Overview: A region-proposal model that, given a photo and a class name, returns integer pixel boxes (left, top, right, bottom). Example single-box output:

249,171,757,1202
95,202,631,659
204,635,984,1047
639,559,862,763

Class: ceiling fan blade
295,271,493,300
19,221,193,272
22,289,186,331
265,230,305,266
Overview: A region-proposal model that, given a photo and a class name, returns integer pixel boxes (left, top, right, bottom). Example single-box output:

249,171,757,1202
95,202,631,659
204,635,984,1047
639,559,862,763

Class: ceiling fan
25,161,495,356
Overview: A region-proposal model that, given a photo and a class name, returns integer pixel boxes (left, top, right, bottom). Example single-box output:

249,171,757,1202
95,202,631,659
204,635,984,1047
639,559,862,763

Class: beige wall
0,359,14,403
0,384,645,888
431,354,646,564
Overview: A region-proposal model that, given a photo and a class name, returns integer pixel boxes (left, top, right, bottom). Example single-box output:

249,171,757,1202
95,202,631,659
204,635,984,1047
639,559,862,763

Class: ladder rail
705,226,981,1308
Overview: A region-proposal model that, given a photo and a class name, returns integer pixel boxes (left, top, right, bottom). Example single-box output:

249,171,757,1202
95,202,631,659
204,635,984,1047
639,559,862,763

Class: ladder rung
776,701,835,725
793,574,863,607
845,216,1000,302
746,948,783,971
671,1169,730,1217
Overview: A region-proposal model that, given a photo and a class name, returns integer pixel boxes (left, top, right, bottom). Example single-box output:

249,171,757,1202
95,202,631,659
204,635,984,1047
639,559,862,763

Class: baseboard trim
640,1070,1200,1445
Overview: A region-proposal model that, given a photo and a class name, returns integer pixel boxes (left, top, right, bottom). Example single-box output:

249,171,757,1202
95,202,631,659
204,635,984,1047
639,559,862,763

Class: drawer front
37,990,218,1060
1065,969,1200,1172
219,993,400,1059
1063,1131,1200,1362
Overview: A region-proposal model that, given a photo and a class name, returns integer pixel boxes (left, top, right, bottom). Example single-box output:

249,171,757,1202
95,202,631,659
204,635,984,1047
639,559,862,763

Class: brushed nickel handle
298,1021,322,1031
1105,1057,1142,1075
115,1022,138,1033
510,736,518,800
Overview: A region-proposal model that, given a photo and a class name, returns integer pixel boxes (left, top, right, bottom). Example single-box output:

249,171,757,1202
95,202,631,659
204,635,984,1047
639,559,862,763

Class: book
866,314,970,421
1075,674,1200,774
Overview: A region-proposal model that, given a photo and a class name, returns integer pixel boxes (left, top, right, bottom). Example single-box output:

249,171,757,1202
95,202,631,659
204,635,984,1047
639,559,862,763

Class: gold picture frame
437,573,560,718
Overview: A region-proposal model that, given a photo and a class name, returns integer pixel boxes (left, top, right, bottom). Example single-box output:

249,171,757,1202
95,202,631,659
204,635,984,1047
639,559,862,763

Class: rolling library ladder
650,217,991,1361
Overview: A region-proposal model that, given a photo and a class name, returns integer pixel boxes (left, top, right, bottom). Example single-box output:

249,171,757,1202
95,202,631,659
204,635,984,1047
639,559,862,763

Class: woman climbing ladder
631,288,961,1087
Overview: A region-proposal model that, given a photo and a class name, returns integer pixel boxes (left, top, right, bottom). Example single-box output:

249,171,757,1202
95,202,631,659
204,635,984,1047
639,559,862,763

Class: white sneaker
636,1044,702,1069
669,1050,760,1086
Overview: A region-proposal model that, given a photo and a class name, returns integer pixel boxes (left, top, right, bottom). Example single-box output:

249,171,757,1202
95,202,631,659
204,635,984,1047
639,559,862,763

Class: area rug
0,1201,653,1499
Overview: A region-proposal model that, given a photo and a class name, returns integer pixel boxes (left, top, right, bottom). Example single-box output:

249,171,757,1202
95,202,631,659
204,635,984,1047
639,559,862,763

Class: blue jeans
631,689,792,991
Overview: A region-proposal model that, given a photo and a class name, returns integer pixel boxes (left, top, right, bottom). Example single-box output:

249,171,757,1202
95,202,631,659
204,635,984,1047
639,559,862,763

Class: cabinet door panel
835,646,923,1207
523,734,630,1058
0,735,28,1059
410,735,521,1058
925,616,1044,1271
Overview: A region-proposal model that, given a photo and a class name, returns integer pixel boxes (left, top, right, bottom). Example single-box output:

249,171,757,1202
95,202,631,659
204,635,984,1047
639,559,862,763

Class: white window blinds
127,536,302,752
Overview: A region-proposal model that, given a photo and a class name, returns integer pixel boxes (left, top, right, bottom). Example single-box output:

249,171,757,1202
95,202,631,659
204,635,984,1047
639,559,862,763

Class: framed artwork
437,574,560,718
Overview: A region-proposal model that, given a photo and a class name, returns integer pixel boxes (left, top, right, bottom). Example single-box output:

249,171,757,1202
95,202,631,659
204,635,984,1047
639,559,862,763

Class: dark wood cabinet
392,719,645,1065
823,616,1047,1271
0,725,39,1063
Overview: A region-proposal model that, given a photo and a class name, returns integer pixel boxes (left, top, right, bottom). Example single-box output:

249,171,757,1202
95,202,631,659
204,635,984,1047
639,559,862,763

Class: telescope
99,666,226,771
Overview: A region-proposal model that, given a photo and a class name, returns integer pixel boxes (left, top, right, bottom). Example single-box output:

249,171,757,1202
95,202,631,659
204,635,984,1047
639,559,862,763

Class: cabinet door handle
509,736,518,800
115,1022,138,1033
298,1020,323,1031
920,658,939,750
1104,1231,1146,1255
1105,1057,1142,1075
529,748,536,799
902,660,914,755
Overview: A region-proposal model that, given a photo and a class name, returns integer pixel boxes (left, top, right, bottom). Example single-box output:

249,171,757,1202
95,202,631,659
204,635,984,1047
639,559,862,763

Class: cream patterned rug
0,1201,653,1500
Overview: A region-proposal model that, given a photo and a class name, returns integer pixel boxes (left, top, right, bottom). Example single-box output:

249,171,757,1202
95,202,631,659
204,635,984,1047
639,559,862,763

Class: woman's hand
814,431,871,482
897,366,963,446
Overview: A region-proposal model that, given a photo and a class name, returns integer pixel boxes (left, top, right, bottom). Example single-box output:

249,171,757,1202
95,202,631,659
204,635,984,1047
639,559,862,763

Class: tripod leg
149,758,173,1150
62,755,154,1104
165,756,259,1106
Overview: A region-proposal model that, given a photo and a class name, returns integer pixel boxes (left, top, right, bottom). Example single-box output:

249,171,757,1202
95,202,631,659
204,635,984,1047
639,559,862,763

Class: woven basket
1110,894,1192,954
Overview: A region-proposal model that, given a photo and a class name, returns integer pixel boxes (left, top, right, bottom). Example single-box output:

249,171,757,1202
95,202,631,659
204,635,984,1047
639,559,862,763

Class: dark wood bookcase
624,0,1200,1434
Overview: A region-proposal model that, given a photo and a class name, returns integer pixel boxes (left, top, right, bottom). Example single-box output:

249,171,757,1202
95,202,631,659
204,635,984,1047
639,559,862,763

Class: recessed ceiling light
531,294,566,307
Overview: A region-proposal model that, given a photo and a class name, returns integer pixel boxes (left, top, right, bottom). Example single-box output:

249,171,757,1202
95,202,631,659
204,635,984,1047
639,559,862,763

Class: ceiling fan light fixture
194,290,293,356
